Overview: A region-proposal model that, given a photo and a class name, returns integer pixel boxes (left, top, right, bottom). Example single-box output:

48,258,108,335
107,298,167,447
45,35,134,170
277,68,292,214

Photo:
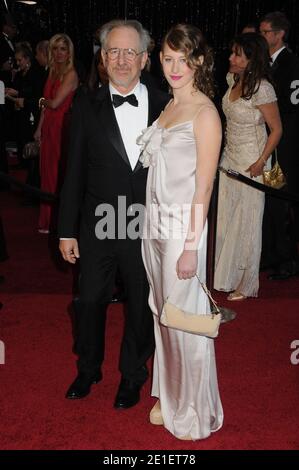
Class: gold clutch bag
160,277,222,338
263,150,286,189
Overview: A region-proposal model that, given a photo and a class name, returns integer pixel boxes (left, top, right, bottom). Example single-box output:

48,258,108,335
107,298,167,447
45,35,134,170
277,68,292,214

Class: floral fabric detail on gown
137,122,162,168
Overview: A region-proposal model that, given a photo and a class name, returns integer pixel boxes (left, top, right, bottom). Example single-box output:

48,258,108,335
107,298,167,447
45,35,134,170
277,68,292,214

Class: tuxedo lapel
271,59,279,72
133,154,143,173
272,48,288,74
95,86,131,168
147,86,163,126
1,33,14,53
133,86,154,174
94,84,169,174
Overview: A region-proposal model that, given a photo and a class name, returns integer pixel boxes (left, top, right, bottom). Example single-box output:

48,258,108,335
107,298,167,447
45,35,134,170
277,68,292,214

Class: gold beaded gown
214,74,277,297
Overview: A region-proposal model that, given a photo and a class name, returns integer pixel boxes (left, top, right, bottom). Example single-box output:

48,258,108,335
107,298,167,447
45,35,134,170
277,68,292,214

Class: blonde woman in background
35,33,78,234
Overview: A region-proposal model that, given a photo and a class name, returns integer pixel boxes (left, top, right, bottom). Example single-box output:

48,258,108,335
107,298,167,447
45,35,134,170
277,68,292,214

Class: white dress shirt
109,81,148,170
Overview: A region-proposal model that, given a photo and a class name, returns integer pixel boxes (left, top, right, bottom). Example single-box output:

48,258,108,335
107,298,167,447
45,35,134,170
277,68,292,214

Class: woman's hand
176,250,198,280
5,88,18,97
246,158,265,178
14,97,24,109
34,128,41,143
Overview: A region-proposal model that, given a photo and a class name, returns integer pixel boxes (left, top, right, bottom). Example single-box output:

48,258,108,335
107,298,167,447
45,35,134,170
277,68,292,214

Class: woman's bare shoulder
62,68,78,82
193,93,218,116
193,95,221,135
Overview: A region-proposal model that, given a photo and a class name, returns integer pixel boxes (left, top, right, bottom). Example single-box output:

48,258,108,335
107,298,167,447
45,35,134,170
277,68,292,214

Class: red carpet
0,180,299,450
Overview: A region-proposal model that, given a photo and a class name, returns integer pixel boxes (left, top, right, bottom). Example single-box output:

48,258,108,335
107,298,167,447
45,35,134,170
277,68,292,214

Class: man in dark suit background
0,13,16,85
58,19,169,408
260,11,299,279
0,13,17,188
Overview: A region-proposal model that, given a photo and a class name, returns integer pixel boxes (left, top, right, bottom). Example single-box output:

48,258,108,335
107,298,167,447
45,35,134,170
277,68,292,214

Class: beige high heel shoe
149,400,164,425
227,291,247,301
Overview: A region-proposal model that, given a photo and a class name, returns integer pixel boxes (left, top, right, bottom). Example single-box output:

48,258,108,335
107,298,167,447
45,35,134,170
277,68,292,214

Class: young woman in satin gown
139,24,223,440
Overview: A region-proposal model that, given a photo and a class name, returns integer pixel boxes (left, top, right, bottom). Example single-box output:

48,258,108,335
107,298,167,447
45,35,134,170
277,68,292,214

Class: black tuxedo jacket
58,83,170,239
272,48,299,115
271,48,299,184
0,33,14,84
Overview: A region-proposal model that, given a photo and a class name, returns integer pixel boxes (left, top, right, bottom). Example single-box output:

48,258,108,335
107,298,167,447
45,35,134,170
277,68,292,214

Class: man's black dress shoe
268,260,299,280
0,275,5,284
65,371,102,399
114,378,142,409
268,269,291,281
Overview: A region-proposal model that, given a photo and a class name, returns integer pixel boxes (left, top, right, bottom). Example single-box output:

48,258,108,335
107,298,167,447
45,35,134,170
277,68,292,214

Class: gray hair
36,40,49,54
100,19,151,52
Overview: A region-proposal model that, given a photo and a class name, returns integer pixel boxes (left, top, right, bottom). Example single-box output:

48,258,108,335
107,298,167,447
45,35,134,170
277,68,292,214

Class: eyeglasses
105,48,145,61
260,29,279,35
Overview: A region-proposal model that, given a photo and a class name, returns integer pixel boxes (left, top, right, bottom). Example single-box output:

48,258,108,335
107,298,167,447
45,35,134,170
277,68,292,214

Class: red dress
38,77,75,232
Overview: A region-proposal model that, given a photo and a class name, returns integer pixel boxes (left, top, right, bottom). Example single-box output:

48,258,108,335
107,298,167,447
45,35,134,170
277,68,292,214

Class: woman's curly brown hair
162,23,215,99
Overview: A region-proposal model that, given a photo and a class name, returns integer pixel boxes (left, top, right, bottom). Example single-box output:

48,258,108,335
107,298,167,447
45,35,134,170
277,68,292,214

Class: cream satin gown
138,105,223,440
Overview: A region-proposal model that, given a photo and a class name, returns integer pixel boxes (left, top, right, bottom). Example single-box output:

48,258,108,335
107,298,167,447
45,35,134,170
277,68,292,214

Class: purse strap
165,274,221,315
195,275,221,314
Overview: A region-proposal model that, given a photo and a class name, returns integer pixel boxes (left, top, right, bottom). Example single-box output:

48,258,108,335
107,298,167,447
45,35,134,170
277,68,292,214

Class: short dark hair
242,22,258,33
0,13,16,30
260,11,290,42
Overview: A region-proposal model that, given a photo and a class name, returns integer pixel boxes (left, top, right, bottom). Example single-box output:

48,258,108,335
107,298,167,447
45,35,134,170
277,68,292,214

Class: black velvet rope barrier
219,167,299,203
1,168,299,204
207,167,299,290
0,171,57,202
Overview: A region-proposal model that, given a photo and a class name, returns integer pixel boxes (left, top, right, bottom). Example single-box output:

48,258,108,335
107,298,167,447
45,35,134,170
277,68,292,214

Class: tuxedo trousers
262,195,297,268
74,221,154,383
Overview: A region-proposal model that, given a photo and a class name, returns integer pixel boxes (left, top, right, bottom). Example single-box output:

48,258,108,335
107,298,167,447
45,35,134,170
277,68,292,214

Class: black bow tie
112,93,138,108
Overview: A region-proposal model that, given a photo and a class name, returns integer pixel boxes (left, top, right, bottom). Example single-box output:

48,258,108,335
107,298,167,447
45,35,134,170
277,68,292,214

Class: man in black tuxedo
58,20,169,408
260,12,299,279
0,13,17,188
0,13,16,85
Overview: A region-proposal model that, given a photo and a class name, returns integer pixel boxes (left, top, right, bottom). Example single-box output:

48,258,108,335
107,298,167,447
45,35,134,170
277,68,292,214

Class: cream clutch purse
160,276,222,338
